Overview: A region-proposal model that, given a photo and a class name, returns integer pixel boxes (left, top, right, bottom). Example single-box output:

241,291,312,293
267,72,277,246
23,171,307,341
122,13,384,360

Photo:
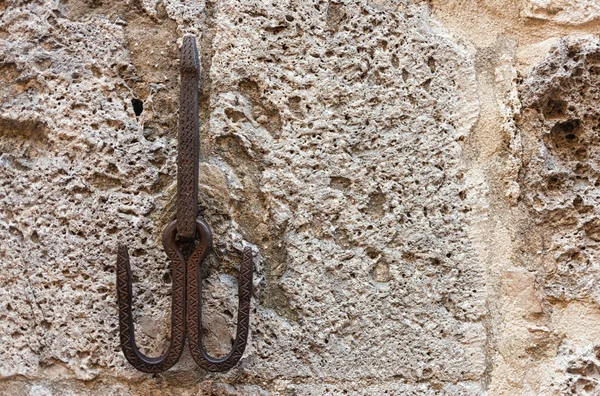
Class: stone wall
1,0,600,394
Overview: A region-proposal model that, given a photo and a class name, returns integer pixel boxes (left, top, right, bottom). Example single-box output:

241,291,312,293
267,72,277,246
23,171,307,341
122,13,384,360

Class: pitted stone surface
0,0,246,381
518,37,600,305
11,0,600,394
1,0,487,393
514,36,600,394
208,0,485,387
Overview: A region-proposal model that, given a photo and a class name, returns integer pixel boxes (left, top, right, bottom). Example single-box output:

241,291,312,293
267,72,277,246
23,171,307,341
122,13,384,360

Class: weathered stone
514,35,600,394
1,0,488,392
518,36,600,306
5,0,600,394
522,0,600,25
502,270,543,314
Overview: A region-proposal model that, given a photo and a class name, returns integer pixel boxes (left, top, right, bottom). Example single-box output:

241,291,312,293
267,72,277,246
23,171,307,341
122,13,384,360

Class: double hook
116,36,254,373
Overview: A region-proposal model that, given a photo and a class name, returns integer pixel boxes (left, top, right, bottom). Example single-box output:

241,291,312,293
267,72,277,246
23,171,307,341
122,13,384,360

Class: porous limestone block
0,0,486,393
517,35,600,394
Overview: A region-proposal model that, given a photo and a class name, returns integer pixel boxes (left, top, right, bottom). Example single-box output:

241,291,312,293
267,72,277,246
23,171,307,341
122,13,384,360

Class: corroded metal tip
180,35,199,74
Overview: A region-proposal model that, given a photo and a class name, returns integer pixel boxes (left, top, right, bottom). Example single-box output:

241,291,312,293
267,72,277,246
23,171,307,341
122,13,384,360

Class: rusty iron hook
116,35,254,373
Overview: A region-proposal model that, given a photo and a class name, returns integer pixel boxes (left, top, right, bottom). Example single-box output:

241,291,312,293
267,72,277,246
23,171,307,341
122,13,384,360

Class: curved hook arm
187,219,254,372
116,220,186,373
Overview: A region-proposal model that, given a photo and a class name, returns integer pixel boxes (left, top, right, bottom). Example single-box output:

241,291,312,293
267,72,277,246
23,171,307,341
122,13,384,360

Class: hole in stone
549,119,582,149
421,78,432,91
330,176,351,190
225,108,246,122
366,248,379,259
547,176,561,190
162,271,171,283
131,98,143,116
31,231,40,243
427,56,436,72
543,98,568,119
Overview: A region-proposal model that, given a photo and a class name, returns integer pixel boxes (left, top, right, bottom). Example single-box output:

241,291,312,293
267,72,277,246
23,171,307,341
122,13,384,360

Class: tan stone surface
522,0,600,25
3,0,600,395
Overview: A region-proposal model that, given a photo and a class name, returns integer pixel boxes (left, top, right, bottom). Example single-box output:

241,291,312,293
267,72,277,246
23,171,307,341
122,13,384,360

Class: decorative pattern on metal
116,35,254,374
177,35,200,240
188,226,254,371
116,221,186,373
